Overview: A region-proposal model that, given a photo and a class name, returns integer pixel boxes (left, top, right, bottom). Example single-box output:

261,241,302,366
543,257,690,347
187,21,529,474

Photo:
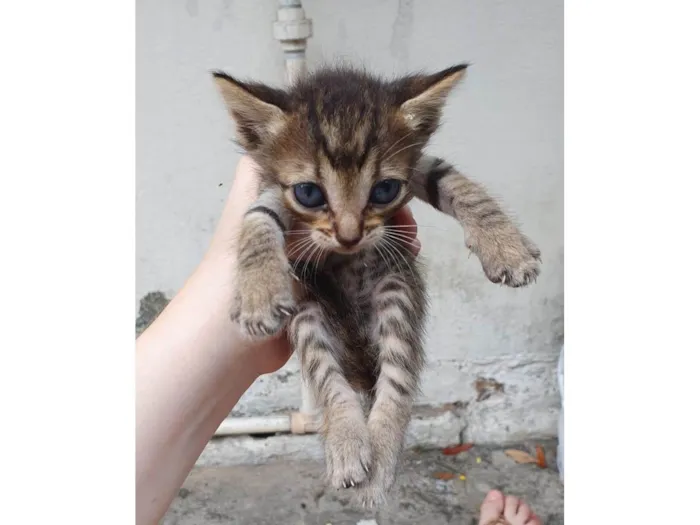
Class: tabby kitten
213,64,540,507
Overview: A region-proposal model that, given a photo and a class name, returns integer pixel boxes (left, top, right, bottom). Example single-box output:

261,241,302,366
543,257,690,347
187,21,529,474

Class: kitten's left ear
212,71,289,150
394,64,468,136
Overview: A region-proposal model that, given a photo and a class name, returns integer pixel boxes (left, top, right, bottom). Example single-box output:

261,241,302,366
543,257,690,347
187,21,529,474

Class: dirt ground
164,440,564,524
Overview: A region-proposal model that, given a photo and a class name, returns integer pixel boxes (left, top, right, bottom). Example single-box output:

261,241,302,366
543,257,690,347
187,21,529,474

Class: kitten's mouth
332,245,364,255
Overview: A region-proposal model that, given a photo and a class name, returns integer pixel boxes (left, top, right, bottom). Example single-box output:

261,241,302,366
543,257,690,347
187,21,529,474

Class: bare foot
478,490,541,525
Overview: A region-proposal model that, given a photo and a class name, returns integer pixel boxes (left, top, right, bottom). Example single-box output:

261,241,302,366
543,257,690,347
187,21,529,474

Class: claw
277,306,294,317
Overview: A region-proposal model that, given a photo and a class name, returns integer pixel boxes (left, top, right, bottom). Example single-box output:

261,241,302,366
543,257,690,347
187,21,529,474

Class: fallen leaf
475,377,505,402
458,474,466,481
536,445,547,468
476,457,482,464
505,449,538,464
432,472,455,480
442,443,474,455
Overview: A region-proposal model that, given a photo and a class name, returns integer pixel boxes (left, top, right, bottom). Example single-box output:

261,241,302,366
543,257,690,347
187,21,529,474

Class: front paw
231,266,296,339
325,422,372,490
476,232,541,288
354,421,400,508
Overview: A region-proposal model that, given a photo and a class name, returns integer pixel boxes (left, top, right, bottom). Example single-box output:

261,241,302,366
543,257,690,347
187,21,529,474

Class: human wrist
185,255,284,378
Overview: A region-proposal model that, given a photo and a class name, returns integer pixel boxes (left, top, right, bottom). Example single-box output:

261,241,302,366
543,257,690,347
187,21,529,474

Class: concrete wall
136,0,563,448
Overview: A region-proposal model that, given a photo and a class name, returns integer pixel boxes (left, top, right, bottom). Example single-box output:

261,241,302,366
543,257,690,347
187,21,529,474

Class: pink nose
336,234,362,248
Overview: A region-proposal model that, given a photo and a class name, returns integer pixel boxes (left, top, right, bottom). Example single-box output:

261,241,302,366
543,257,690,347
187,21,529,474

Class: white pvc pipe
275,0,317,420
214,415,291,436
213,411,317,437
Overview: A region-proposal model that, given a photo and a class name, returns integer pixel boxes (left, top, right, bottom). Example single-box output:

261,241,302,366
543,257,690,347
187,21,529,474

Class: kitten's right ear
212,71,289,150
394,64,468,137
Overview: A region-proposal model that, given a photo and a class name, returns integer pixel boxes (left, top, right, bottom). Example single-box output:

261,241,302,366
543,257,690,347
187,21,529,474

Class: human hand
207,156,421,375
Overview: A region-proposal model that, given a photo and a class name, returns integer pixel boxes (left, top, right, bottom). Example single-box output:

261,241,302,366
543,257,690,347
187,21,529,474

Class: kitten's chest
329,251,385,301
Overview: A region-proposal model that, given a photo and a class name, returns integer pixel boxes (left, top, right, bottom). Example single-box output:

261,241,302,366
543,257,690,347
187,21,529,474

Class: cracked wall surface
136,0,563,448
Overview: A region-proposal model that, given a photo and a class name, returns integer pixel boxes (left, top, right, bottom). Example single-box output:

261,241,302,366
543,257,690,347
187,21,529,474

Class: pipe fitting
290,410,319,434
273,1,313,54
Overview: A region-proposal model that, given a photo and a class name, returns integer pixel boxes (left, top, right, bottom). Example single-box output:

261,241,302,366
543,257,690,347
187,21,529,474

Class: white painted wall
137,0,563,444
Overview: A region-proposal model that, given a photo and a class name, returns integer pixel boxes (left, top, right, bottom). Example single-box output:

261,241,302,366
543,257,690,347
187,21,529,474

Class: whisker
286,241,309,256
374,244,390,270
382,141,424,163
382,131,413,160
287,236,315,254
287,234,313,245
291,239,318,274
288,243,314,261
300,243,319,282
379,238,400,272
384,237,420,284
384,224,452,232
311,245,325,286
300,240,325,281
384,233,421,253
384,228,417,239
384,231,420,245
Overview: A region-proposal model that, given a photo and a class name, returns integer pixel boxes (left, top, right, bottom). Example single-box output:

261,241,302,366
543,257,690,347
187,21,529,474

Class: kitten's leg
232,187,296,338
358,274,426,508
291,301,372,489
410,155,541,287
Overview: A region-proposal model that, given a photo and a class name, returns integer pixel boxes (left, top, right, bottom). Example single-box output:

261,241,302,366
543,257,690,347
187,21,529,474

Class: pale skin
135,156,540,525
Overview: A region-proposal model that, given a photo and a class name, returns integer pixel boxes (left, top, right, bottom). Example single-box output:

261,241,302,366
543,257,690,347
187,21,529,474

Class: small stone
434,480,450,493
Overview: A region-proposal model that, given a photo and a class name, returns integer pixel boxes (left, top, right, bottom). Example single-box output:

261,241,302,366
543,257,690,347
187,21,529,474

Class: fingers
230,155,262,207
389,206,421,256
208,156,263,256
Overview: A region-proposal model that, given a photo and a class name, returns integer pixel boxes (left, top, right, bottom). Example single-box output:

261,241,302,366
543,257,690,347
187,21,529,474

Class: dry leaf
505,449,538,464
433,472,455,480
475,377,505,402
442,443,474,455
536,445,547,468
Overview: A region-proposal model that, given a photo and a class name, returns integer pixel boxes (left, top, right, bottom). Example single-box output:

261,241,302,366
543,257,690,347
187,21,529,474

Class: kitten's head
213,64,466,255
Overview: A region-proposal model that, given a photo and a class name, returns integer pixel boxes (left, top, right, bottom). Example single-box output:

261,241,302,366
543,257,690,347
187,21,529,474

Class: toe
516,502,532,522
526,515,541,525
503,495,520,522
478,490,505,525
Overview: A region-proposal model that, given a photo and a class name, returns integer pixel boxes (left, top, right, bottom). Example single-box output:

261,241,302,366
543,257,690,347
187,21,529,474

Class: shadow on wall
135,291,170,337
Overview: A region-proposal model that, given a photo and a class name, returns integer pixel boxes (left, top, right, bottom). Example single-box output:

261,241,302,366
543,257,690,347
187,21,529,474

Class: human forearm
135,257,260,525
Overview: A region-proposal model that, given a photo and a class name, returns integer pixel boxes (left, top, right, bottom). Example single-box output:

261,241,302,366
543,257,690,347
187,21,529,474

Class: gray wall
137,0,563,444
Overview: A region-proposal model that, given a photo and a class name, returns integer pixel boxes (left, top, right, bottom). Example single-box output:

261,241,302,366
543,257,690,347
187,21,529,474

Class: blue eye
369,179,402,205
293,183,326,208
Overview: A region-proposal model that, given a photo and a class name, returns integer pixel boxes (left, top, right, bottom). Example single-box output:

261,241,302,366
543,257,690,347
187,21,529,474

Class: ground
165,440,564,525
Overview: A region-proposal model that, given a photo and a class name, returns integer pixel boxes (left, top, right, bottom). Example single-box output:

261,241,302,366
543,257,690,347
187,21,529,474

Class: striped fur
213,64,540,507
411,155,541,287
231,187,295,338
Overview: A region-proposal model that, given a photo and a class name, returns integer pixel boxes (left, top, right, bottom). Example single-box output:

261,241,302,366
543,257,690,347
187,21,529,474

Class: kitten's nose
336,234,362,248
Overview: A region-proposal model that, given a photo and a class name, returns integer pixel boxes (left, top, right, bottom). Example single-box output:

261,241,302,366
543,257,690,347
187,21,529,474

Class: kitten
212,64,540,507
